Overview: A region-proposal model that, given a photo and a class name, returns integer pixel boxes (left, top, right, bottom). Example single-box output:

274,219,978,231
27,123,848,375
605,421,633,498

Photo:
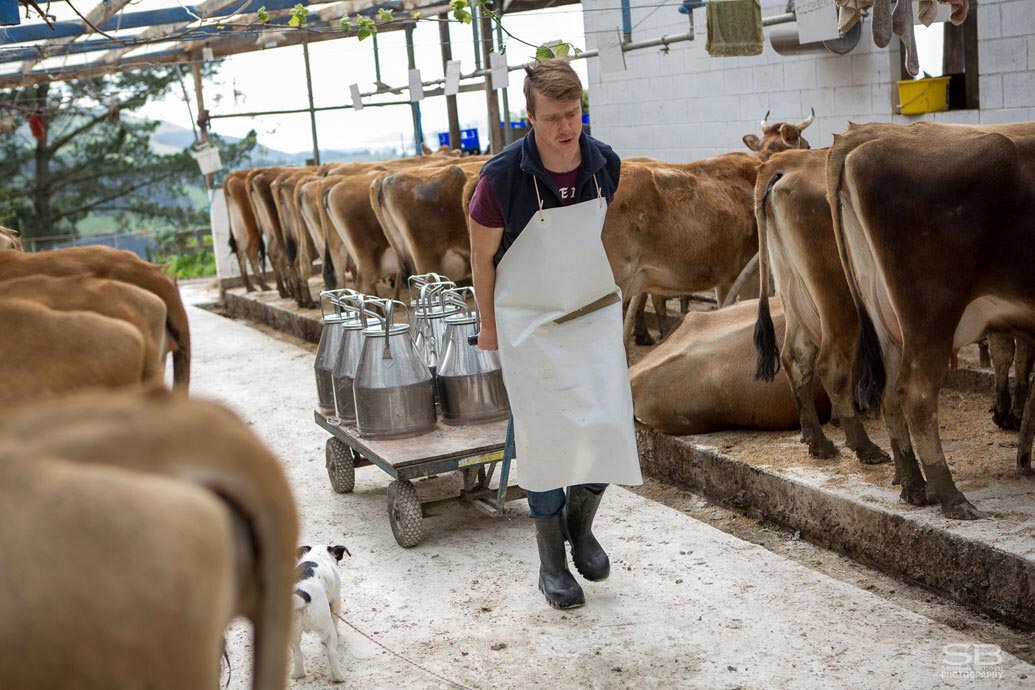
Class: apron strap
532,176,545,221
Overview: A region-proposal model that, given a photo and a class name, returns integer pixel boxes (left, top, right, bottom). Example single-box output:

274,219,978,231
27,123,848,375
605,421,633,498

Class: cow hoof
634,333,656,346
1018,456,1033,477
942,498,981,520
808,438,839,459
856,446,891,465
991,408,1017,430
900,480,933,506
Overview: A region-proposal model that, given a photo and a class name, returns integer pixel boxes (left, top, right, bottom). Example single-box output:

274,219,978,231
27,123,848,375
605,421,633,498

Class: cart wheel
387,480,424,548
325,437,355,494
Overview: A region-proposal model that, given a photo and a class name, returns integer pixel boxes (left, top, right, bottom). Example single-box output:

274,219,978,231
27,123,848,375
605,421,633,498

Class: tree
0,64,257,239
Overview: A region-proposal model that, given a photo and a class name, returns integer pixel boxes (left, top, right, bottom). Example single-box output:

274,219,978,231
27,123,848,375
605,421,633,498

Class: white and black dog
290,544,350,683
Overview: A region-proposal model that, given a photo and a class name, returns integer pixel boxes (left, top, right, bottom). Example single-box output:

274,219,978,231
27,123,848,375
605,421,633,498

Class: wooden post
439,17,461,150
190,53,213,191
477,7,503,154
302,40,321,165
495,18,513,146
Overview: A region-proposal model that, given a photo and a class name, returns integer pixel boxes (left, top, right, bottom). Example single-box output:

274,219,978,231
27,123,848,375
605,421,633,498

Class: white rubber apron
493,177,642,492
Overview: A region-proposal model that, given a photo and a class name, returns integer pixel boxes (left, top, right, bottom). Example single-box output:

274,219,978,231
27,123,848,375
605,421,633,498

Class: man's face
528,94,582,163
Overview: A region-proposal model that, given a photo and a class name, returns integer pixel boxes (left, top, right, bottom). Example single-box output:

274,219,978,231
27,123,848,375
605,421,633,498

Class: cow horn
760,110,770,130
796,108,816,131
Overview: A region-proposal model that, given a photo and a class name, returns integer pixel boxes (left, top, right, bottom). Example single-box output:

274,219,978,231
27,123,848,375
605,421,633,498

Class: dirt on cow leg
1010,339,1033,429
782,318,837,459
625,293,654,346
899,358,980,519
652,294,670,340
882,390,932,505
249,255,271,292
841,414,890,464
816,343,889,464
1016,385,1035,477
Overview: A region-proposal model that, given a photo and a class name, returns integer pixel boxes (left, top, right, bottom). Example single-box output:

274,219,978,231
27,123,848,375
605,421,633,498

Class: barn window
901,8,979,110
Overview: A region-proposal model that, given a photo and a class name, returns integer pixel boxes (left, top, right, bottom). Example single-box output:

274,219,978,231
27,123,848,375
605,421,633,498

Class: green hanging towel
706,0,764,57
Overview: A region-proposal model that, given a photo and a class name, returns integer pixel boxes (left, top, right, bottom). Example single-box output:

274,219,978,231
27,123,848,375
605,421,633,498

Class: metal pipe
477,5,502,154
404,23,423,156
302,40,320,165
495,17,512,146
208,100,412,119
621,0,632,42
190,52,213,191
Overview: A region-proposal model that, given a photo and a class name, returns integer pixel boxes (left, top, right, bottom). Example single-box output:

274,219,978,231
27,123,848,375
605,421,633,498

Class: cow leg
977,339,991,367
1016,374,1035,476
897,348,979,519
816,342,889,464
782,314,837,458
988,332,1016,429
679,296,690,314
248,253,271,292
715,284,731,307
624,293,652,346
1010,338,1033,429
234,246,255,292
651,295,671,341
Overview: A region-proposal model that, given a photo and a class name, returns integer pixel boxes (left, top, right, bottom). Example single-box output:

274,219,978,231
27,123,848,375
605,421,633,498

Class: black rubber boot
563,485,610,581
532,513,585,609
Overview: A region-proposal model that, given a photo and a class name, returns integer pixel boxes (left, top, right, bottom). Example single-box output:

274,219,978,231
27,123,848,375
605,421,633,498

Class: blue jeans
526,483,607,518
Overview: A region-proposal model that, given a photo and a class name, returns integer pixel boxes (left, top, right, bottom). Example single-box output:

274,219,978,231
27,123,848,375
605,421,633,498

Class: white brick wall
583,0,1034,159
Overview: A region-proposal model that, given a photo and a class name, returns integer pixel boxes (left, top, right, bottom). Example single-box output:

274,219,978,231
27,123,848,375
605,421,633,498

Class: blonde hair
523,59,582,117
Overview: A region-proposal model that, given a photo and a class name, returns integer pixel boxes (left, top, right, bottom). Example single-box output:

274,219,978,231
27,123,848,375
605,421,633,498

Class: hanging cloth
705,0,764,58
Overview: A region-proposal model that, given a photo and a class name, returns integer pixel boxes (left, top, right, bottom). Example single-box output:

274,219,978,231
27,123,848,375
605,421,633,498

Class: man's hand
477,327,498,351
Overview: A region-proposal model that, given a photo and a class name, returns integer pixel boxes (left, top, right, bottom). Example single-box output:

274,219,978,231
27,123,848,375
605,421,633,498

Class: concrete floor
181,282,1034,690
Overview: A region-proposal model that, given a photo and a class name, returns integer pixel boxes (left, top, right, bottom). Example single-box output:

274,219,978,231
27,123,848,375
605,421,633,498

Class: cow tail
285,235,297,265
830,149,885,413
753,170,781,382
228,233,238,255
322,235,336,289
258,235,267,273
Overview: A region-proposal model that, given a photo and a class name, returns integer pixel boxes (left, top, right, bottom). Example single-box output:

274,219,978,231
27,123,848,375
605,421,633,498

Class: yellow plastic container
897,76,951,115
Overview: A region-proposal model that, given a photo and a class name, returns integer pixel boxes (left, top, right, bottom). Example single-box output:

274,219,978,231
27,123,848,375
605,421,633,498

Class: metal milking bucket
329,293,370,425
353,298,437,439
314,289,359,416
413,281,462,373
436,287,510,425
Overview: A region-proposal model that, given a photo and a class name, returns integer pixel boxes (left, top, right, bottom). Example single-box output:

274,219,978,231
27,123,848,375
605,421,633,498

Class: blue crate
437,128,481,152
1,0,21,26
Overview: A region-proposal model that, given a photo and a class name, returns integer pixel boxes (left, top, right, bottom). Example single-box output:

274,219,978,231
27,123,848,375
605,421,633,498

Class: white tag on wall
796,0,840,43
489,52,508,91
409,68,424,102
445,60,462,96
350,83,363,111
597,29,626,74
202,46,215,61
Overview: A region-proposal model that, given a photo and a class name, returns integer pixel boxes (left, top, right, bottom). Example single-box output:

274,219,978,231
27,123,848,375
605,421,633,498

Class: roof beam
18,0,136,73
97,0,244,66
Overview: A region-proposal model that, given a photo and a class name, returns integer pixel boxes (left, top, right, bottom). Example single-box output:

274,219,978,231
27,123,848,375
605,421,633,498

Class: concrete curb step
222,286,1031,629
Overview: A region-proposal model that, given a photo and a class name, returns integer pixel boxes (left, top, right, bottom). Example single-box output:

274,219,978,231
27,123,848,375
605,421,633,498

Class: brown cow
325,168,403,296
225,169,271,293
272,168,322,308
0,298,146,407
373,157,489,280
828,121,1035,519
0,274,168,386
742,109,816,161
751,147,890,464
247,166,301,301
630,297,830,434
0,246,190,389
0,224,22,250
2,452,243,689
0,389,299,690
987,333,1033,430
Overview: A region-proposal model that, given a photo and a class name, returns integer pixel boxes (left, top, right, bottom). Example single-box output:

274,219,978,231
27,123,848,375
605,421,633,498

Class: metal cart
317,411,523,547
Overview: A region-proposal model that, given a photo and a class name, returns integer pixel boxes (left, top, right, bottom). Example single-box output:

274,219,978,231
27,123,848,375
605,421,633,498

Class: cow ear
779,123,800,146
329,545,351,561
296,545,312,559
742,134,762,151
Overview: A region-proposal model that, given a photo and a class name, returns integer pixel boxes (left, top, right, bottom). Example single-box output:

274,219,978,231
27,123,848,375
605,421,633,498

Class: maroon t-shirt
469,167,580,228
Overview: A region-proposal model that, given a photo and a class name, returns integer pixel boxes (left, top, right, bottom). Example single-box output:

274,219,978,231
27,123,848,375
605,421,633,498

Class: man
468,59,642,610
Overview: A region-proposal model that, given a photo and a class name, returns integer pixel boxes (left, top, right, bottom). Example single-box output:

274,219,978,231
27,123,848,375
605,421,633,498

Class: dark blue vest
480,130,621,265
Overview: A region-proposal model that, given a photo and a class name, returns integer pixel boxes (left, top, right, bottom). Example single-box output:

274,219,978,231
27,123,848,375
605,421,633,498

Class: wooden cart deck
316,410,523,547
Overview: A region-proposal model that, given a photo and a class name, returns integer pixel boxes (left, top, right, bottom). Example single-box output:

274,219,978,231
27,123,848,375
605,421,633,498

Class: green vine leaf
256,5,270,22
551,43,569,58
339,14,352,29
450,0,472,24
357,26,373,40
535,45,554,60
288,3,308,27
378,8,394,22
